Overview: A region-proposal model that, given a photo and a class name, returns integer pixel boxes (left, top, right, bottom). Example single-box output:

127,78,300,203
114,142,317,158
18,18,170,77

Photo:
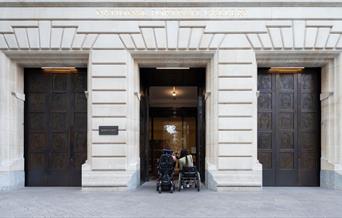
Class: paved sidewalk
1,182,342,218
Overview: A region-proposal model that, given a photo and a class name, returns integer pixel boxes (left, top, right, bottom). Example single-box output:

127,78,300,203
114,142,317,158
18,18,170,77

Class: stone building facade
0,0,342,191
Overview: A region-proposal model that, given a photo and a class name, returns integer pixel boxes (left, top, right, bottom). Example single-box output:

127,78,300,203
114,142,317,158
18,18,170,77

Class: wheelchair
178,166,201,192
156,150,176,193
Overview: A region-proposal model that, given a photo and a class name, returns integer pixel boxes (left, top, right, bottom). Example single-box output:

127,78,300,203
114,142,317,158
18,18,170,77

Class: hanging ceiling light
172,86,177,97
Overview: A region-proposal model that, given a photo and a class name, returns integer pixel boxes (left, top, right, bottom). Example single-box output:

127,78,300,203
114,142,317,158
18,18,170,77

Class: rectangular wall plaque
99,126,119,135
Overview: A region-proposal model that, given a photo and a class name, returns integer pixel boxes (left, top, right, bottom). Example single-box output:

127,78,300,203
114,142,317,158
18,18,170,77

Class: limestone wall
0,2,342,190
0,52,24,190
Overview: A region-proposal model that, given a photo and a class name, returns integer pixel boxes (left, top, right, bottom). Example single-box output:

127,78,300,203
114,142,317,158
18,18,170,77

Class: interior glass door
150,116,196,178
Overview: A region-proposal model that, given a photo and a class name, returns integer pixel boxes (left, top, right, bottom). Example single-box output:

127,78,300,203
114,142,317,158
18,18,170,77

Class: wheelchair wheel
170,184,174,193
178,176,182,192
157,183,162,194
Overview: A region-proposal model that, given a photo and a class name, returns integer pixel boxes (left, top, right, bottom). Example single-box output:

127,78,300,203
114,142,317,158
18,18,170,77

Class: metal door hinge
84,91,89,99
11,92,25,102
320,92,333,101
134,91,141,101
205,91,211,101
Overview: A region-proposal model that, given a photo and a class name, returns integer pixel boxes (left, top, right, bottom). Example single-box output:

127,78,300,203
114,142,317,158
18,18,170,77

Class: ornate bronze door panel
139,88,150,183
24,68,87,186
197,88,205,183
257,68,320,186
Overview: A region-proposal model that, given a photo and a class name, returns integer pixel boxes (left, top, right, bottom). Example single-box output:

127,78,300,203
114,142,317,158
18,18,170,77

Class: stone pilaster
207,50,262,191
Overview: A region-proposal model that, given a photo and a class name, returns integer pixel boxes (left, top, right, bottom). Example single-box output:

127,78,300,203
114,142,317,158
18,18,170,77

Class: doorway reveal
257,67,321,186
139,68,206,184
24,68,87,186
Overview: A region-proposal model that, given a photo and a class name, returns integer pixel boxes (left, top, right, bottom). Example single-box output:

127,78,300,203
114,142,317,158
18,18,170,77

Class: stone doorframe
256,51,342,189
131,51,216,188
0,50,89,190
82,49,261,191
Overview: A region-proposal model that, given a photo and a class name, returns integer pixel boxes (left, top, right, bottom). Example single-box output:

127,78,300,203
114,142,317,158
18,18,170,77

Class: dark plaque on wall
99,126,119,135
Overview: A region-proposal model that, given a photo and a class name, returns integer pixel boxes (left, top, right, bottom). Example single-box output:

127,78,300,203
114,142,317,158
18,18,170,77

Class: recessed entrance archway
0,51,90,188
256,51,340,188
139,67,206,184
24,68,88,186
257,67,321,186
131,51,216,188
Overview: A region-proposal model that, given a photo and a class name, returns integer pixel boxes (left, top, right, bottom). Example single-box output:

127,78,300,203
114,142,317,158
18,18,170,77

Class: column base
321,170,342,190
206,162,262,191
320,160,342,190
81,162,139,191
0,158,25,191
0,170,24,191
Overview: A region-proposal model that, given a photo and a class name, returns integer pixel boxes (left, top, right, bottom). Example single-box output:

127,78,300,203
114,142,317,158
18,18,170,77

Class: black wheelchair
178,166,201,192
156,150,176,193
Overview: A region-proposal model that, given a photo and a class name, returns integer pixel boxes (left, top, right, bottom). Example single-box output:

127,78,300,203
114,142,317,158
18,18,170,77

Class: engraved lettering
95,8,248,19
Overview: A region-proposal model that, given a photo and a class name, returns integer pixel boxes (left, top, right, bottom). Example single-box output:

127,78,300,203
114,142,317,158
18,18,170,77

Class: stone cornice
0,0,342,7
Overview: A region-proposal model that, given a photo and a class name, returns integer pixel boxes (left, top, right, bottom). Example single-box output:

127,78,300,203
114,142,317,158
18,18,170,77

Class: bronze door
140,88,150,183
24,68,87,186
257,68,320,186
197,88,205,182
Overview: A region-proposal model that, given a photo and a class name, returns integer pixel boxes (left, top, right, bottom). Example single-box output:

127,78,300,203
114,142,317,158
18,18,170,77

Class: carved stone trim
1,0,342,7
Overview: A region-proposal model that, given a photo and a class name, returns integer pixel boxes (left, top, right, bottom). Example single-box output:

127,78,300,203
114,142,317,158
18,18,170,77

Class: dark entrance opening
140,68,206,184
24,68,87,186
257,67,321,186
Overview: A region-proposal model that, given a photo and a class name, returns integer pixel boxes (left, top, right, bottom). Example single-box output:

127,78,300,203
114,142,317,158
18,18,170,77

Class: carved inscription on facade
96,8,248,19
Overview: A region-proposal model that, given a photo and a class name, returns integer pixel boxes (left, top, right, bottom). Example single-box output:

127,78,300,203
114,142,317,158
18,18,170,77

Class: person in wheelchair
178,149,193,171
178,149,200,191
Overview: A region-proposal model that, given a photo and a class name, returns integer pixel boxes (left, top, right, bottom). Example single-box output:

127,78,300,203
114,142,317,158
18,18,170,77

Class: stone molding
1,19,342,51
1,0,342,7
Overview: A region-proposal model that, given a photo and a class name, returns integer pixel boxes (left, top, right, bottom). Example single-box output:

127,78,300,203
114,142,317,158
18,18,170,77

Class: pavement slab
0,182,342,218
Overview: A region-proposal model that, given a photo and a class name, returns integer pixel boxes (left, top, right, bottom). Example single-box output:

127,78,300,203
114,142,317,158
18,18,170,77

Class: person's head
180,149,189,158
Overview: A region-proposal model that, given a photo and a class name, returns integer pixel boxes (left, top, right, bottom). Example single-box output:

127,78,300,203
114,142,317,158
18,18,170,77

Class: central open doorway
139,68,206,184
